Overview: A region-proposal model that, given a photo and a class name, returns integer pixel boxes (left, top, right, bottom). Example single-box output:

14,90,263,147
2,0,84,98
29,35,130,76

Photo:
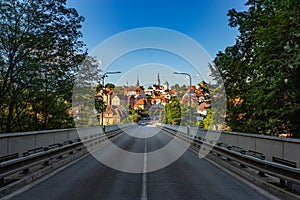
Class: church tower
156,73,161,86
164,81,169,90
136,75,140,86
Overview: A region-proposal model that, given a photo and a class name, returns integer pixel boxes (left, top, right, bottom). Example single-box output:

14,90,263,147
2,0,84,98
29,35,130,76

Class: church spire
136,75,140,86
156,73,161,86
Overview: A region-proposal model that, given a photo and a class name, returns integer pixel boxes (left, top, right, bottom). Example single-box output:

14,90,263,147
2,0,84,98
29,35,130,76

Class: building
99,89,128,125
124,86,144,97
180,96,199,105
144,74,174,106
101,105,127,125
134,98,151,110
196,102,211,116
151,96,167,106
111,93,127,106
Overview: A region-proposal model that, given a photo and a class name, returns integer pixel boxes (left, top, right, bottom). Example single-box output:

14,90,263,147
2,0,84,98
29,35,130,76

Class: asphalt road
11,126,273,200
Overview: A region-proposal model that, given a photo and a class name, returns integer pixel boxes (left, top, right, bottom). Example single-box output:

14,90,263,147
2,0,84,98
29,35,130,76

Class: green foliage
96,83,115,94
114,86,124,94
202,108,212,129
171,84,186,98
105,83,115,90
213,0,300,137
121,109,141,123
0,0,85,132
73,56,104,127
180,104,198,126
132,112,141,122
95,98,106,119
165,97,181,125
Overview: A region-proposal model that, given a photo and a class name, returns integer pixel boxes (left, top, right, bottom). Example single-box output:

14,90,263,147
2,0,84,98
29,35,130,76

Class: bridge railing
0,124,134,198
0,124,132,158
160,124,300,198
161,124,300,168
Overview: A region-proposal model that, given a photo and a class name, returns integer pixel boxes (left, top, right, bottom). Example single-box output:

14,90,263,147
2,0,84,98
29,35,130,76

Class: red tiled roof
135,99,147,106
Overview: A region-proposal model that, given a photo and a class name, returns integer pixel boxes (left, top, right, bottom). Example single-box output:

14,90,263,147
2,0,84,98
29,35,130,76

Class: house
180,96,199,105
96,87,114,106
128,95,136,109
101,105,127,125
169,89,177,96
111,93,127,106
143,74,172,101
98,89,129,125
151,96,167,106
197,81,210,97
187,85,197,91
134,98,151,110
124,86,144,97
196,102,211,116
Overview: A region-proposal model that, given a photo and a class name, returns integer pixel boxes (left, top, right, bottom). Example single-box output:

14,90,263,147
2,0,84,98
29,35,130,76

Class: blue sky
67,0,247,86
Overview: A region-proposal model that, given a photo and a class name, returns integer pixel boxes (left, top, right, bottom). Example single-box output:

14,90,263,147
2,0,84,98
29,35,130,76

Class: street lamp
173,72,192,130
100,71,121,131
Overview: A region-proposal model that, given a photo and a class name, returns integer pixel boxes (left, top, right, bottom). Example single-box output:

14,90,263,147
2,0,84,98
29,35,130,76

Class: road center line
141,139,148,200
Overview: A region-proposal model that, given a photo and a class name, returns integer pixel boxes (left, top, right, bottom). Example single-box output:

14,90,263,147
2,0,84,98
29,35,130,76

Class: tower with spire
136,75,140,86
164,81,169,90
156,73,161,86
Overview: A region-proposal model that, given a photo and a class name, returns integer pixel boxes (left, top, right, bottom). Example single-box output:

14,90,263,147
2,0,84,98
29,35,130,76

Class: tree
213,0,300,137
132,112,141,122
114,86,124,94
73,56,104,127
171,84,186,98
180,104,198,126
165,97,181,125
197,108,212,129
105,83,115,90
0,0,85,132
121,109,141,123
95,83,105,116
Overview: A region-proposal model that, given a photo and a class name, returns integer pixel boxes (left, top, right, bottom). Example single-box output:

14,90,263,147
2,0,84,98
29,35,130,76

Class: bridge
0,124,300,200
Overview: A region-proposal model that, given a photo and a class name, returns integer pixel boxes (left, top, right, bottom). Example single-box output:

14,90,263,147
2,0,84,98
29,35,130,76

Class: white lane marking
141,139,148,200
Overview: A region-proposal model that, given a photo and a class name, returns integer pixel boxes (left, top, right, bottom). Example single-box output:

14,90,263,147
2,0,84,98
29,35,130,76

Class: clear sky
67,0,248,86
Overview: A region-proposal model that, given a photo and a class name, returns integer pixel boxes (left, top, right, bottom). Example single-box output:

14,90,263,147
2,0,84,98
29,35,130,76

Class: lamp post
173,72,192,130
100,71,121,131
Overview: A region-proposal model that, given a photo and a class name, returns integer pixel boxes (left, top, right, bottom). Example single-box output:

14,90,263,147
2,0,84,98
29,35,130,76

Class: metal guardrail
0,125,134,186
0,154,19,163
0,139,84,180
161,125,300,187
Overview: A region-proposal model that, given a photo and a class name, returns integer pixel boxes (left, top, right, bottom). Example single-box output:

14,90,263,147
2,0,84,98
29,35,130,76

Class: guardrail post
287,181,293,190
103,125,106,134
22,168,29,174
43,160,49,166
280,179,286,187
240,164,247,168
258,171,267,177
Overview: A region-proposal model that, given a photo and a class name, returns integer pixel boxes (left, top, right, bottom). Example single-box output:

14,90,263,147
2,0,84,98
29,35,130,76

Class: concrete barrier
0,124,134,158
0,125,116,157
161,124,300,168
